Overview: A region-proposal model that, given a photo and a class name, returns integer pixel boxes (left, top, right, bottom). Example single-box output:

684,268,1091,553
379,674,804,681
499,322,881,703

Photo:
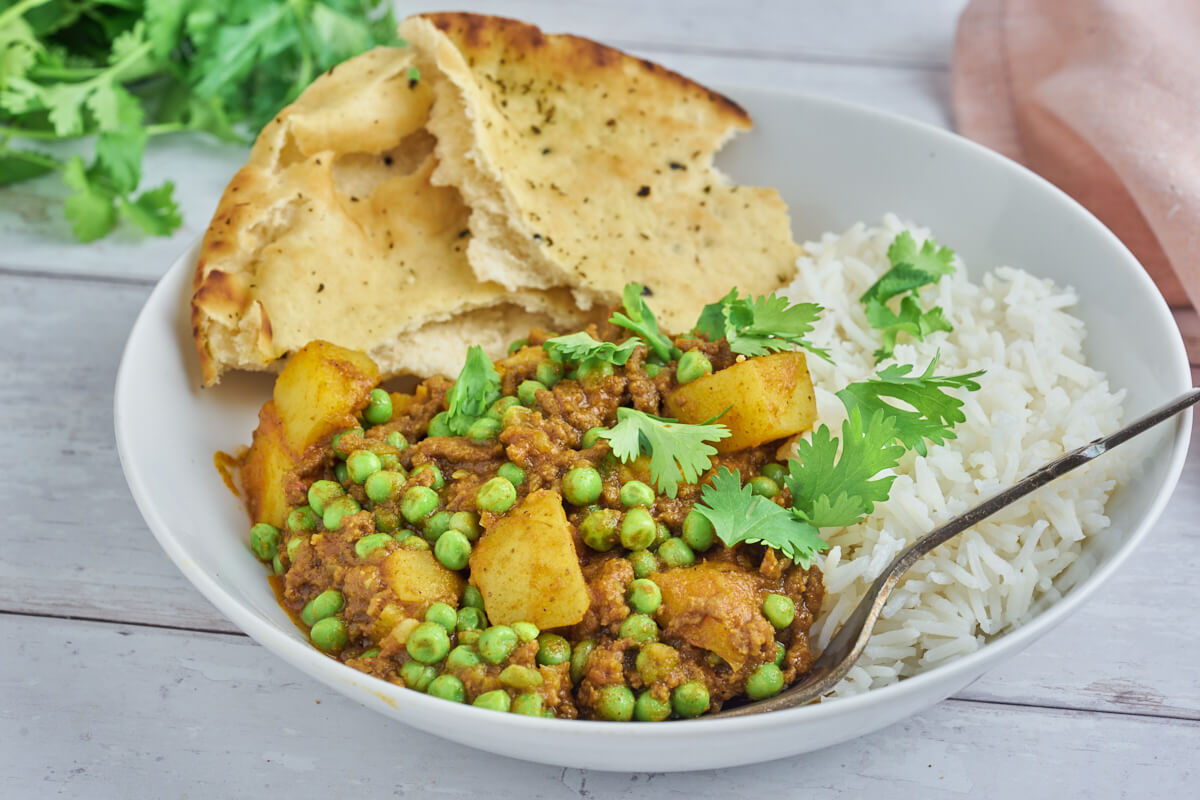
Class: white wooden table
3,2,1197,796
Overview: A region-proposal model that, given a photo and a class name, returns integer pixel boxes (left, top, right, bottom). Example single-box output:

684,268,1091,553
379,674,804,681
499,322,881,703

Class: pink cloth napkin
953,0,1200,309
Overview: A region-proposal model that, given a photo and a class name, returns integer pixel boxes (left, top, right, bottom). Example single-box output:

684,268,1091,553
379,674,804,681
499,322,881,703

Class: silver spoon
708,387,1200,719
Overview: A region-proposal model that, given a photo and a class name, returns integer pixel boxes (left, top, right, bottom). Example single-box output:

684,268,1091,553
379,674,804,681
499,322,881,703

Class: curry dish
239,286,827,720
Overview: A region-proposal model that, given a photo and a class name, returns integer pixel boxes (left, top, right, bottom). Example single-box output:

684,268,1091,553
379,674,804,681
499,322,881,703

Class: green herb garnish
861,232,957,361
596,408,730,498
609,283,679,363
694,289,830,362
543,332,640,367
445,345,501,436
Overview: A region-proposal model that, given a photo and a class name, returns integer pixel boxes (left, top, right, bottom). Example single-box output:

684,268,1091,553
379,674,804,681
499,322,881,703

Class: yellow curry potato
470,489,590,629
241,340,381,527
664,351,817,452
383,549,466,607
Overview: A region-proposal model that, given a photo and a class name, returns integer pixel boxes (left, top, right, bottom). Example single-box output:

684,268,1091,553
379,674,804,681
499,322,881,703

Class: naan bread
191,47,585,386
401,13,801,331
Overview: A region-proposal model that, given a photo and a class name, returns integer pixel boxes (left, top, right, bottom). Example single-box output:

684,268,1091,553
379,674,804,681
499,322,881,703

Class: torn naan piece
401,13,801,331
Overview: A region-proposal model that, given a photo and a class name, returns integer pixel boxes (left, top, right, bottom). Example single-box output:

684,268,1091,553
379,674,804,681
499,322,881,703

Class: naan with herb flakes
191,46,585,386
401,12,801,332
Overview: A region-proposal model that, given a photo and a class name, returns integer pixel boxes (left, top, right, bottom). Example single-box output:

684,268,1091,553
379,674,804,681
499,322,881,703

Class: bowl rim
115,84,1194,740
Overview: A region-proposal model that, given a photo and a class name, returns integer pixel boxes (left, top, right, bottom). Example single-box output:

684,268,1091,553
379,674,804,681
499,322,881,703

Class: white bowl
115,86,1193,772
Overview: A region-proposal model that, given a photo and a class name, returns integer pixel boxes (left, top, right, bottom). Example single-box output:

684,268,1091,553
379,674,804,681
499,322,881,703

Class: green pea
307,480,344,515
681,510,715,552
331,428,363,459
774,641,786,667
749,475,780,498
511,692,545,716
745,662,784,700
333,462,350,485
488,395,521,422
427,674,466,703
374,508,401,533
386,431,409,451
500,664,543,689
496,462,525,487
577,359,614,384
424,601,457,632
634,691,671,722
626,578,662,614
580,426,605,449
365,470,406,504
448,510,483,542
457,629,481,646
473,689,511,712
361,648,381,659
500,403,531,429
619,507,657,550
346,450,382,484
536,633,571,666
462,585,485,609
249,523,280,561
675,350,713,384
400,536,430,551
476,476,517,514
643,363,662,378
354,533,393,559
446,645,481,670
478,625,519,665
635,643,679,684
434,529,472,571
671,681,710,718
535,360,563,387
272,553,285,574
517,379,546,407
411,463,444,490
426,411,452,438
619,614,659,644
400,659,437,692
580,508,620,552
302,591,344,627
401,486,439,523
310,617,348,653
761,463,787,484
406,621,451,664
322,495,361,530
508,337,529,356
287,506,318,533
286,535,306,563
467,417,502,442
570,639,595,684
619,480,655,508
562,465,602,506
628,549,659,579
512,621,540,643
456,606,487,632
378,453,402,472
653,522,671,549
658,537,696,568
424,510,453,542
364,388,393,425
762,593,795,629
596,685,635,721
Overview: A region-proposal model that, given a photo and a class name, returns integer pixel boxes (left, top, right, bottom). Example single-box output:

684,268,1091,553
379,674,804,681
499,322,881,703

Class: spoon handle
711,387,1199,717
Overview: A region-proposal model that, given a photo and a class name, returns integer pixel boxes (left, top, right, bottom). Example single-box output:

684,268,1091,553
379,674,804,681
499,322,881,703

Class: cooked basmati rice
780,214,1125,698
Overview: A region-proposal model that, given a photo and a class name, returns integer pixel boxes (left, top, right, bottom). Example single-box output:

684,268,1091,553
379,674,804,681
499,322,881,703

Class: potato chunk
383,549,466,607
470,489,590,628
664,351,816,452
241,340,381,526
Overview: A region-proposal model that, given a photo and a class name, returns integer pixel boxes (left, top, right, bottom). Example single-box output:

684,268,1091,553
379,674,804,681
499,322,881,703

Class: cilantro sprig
444,345,501,436
0,0,399,242
543,332,640,368
861,232,957,361
596,408,730,498
610,284,679,362
695,289,831,362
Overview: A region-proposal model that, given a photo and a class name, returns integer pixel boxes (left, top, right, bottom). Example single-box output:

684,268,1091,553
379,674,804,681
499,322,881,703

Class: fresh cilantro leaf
863,294,953,361
596,407,730,498
444,345,502,436
144,0,186,59
785,408,905,529
543,332,640,367
93,86,146,193
0,146,61,185
610,283,679,362
860,232,957,361
119,180,181,236
694,466,829,568
693,288,830,362
0,11,40,84
836,354,984,456
62,156,116,242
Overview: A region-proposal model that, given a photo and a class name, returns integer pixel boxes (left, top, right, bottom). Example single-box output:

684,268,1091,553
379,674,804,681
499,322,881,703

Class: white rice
779,214,1126,698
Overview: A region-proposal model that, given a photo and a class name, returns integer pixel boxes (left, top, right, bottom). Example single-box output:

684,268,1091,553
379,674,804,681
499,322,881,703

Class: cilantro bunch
0,0,399,242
